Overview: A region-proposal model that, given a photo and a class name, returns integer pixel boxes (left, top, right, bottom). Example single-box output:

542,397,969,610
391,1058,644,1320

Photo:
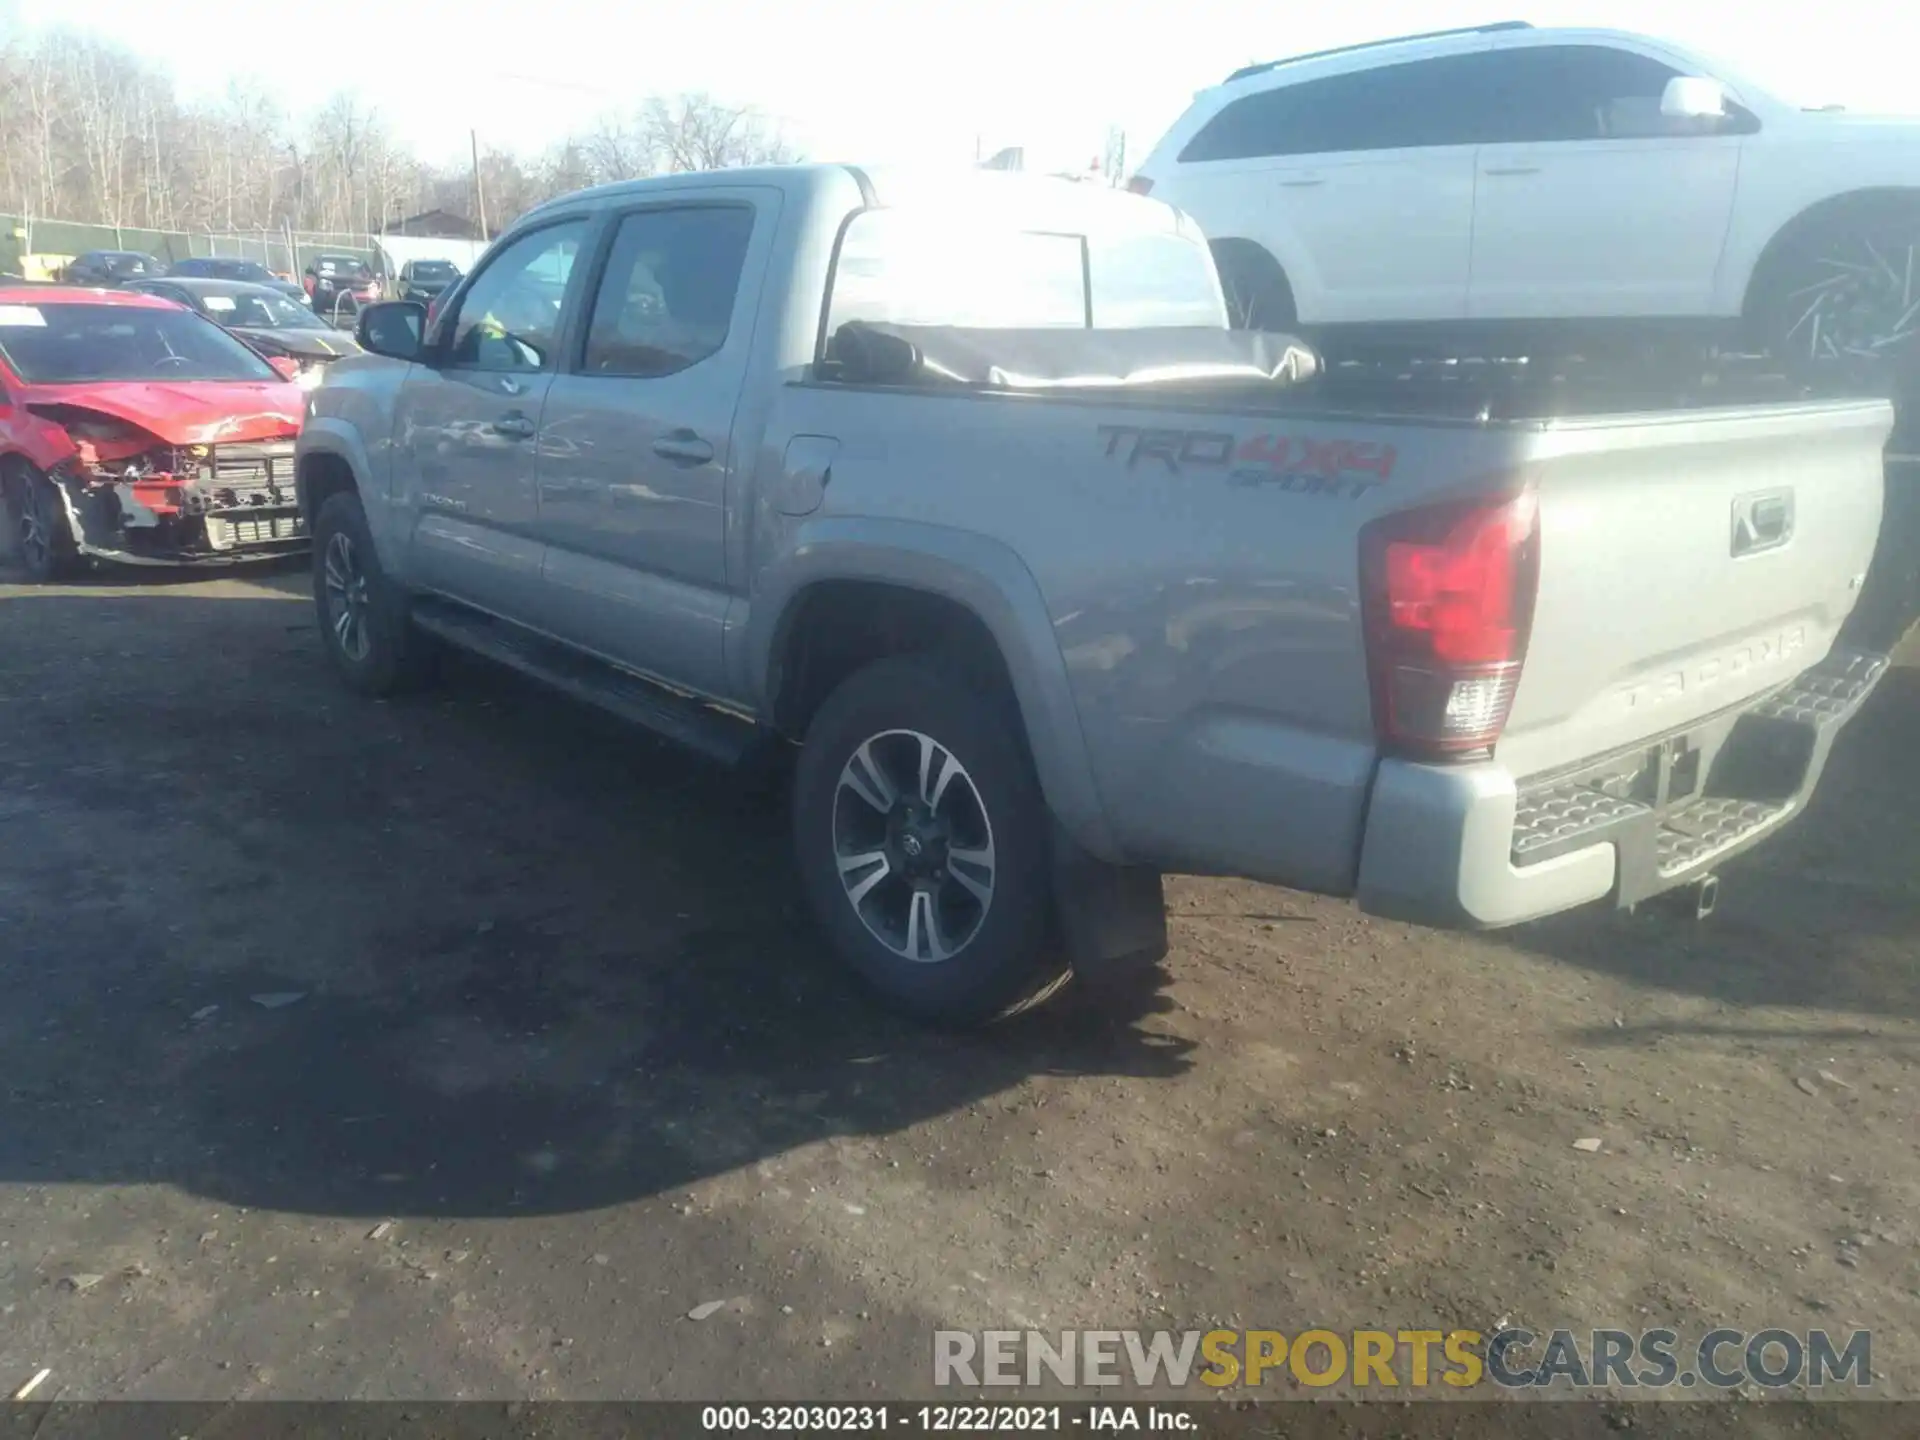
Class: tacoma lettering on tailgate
1097,425,1395,498
1613,627,1809,715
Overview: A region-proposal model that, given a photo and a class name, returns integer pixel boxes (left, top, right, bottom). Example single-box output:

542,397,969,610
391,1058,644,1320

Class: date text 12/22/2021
701,1406,1195,1432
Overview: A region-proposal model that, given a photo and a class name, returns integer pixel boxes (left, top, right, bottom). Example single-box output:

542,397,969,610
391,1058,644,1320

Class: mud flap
1050,819,1168,990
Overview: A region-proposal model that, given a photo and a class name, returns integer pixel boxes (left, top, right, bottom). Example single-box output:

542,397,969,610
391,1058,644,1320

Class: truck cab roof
517,163,1200,239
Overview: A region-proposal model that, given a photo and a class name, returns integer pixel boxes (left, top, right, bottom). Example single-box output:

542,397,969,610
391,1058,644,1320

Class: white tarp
372,234,491,280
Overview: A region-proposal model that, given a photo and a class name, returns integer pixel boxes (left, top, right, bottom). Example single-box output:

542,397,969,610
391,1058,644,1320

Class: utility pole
471,129,489,239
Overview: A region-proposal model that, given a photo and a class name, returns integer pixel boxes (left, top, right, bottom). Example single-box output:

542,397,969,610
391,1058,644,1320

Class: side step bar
410,597,768,768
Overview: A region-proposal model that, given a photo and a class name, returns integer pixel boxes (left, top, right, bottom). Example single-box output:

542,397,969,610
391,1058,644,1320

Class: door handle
652,431,714,465
1482,165,1541,176
490,412,536,440
1279,177,1326,188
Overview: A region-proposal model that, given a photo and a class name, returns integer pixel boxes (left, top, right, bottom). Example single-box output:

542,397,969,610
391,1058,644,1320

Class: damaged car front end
0,286,309,576
41,415,304,565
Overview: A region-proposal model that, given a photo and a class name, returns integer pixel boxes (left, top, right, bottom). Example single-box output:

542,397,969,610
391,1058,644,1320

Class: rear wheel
6,468,77,582
1754,207,1920,388
1211,240,1298,332
792,654,1064,1027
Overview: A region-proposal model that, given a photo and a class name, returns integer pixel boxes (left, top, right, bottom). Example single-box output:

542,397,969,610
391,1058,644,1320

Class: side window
581,206,756,378
1178,55,1500,161
444,219,587,373
1464,47,1676,143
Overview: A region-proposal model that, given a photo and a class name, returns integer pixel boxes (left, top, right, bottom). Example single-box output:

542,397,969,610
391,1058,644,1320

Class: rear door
1167,53,1491,324
1467,44,1747,319
393,216,591,621
534,190,774,701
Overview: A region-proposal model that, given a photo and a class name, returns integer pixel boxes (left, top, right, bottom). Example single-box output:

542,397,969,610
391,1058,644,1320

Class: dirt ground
0,557,1915,1415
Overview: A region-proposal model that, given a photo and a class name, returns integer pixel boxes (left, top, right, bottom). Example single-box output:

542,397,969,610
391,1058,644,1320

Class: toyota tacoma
295,164,1893,1025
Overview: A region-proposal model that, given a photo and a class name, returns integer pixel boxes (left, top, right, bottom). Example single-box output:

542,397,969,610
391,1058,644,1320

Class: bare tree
641,93,798,173
1101,126,1128,187
0,29,798,256
581,113,650,186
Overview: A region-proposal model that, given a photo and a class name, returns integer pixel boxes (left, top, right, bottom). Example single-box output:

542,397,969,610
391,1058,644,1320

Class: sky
8,0,1920,174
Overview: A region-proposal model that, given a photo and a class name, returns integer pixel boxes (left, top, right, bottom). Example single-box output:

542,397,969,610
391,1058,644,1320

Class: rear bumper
1354,647,1888,929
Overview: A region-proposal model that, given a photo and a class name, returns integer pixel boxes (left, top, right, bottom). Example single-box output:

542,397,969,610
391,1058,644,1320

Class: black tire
5,467,77,582
311,489,433,695
1211,240,1298,332
1753,206,1920,390
791,653,1065,1027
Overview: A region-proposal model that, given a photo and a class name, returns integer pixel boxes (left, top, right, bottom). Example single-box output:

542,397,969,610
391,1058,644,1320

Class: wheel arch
1739,187,1920,324
296,420,405,576
743,518,1121,861
1207,237,1297,329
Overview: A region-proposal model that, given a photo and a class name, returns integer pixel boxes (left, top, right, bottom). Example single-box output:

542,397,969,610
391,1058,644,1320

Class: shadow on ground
0,583,1193,1224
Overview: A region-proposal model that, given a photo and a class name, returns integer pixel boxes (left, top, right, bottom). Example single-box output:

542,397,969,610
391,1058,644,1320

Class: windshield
316,256,370,276
200,290,328,330
409,261,459,280
0,301,281,383
823,209,1227,337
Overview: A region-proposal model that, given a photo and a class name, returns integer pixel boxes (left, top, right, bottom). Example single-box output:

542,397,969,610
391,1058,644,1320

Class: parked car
61,250,165,287
127,276,363,385
1132,21,1920,380
299,164,1890,1026
303,254,380,321
395,258,461,306
0,285,307,577
166,256,310,306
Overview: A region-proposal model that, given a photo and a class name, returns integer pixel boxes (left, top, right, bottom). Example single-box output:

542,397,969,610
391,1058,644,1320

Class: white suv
1132,22,1920,378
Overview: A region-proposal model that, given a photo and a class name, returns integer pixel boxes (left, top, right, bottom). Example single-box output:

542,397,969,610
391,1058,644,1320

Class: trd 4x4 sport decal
1097,424,1395,498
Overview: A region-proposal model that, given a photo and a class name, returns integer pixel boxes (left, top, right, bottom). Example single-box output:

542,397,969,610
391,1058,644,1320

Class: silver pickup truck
297,163,1893,1025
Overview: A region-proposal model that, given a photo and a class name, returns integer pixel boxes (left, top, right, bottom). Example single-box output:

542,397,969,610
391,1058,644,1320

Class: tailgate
1496,398,1892,780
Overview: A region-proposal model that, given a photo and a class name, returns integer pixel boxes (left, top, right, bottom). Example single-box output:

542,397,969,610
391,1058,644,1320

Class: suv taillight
1359,491,1539,760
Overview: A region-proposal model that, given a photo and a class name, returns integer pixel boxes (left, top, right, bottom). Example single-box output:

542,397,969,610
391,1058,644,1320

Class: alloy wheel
1782,235,1920,369
322,531,372,662
18,504,49,573
831,728,996,964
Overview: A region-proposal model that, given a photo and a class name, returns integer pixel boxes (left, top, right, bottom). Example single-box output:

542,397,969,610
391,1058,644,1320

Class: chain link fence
1,215,377,281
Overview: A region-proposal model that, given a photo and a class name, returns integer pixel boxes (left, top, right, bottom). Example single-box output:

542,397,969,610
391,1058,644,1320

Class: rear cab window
822,206,1226,348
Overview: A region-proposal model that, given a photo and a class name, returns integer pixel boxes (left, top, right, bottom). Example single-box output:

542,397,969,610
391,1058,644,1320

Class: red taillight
1125,175,1154,196
302,274,315,294
1360,492,1539,759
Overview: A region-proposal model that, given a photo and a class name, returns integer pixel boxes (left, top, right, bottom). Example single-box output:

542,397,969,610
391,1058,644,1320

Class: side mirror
356,300,427,362
1661,75,1728,120
266,355,301,381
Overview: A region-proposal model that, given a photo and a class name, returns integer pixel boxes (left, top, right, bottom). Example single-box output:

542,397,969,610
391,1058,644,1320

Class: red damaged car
0,285,308,579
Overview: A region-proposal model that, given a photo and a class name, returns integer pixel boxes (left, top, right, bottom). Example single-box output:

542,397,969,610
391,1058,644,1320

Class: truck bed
791,327,1892,911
